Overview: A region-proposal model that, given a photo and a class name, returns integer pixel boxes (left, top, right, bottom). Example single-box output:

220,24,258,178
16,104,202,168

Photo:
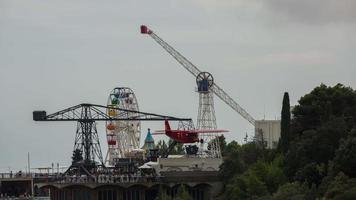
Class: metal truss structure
33,103,191,174
141,25,256,158
141,25,255,126
196,72,220,158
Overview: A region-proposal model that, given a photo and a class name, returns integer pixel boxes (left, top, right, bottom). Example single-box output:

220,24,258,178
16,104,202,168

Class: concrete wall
41,182,222,200
255,120,281,149
154,157,222,174
36,170,224,200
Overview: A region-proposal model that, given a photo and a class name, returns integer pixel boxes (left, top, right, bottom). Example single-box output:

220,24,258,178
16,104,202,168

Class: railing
0,173,32,179
0,197,49,200
0,172,62,179
0,172,162,184
47,174,161,184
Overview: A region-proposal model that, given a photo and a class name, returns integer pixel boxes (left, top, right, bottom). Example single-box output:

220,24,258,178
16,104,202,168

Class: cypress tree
278,92,291,153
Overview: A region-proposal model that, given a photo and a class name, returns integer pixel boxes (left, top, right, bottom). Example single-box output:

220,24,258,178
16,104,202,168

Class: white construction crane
140,25,256,126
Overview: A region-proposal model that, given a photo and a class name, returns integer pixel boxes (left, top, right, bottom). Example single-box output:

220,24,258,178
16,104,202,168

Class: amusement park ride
33,103,191,174
153,120,228,144
153,120,228,158
105,87,141,166
141,25,256,158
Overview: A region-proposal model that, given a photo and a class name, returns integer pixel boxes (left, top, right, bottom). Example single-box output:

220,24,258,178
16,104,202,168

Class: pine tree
278,92,291,153
156,140,168,156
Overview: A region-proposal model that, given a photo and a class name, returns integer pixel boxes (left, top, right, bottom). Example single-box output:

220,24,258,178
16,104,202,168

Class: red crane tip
140,25,149,34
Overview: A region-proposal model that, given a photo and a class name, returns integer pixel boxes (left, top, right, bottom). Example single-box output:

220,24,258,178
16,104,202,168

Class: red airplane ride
153,120,228,144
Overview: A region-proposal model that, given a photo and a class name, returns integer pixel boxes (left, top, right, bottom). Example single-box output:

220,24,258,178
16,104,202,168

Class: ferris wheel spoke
105,87,141,166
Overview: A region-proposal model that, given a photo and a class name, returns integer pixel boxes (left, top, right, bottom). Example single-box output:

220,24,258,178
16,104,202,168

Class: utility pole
27,152,30,175
28,152,34,197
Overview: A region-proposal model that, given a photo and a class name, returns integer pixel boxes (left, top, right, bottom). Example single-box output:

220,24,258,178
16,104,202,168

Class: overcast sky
1,0,355,172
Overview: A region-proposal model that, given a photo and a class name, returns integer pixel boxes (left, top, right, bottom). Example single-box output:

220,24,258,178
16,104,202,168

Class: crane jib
141,25,255,126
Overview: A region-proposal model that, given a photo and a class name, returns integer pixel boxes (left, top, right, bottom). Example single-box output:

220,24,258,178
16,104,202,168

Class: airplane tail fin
165,119,171,132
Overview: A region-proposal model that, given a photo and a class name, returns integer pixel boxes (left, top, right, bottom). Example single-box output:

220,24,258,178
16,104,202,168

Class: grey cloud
263,0,356,25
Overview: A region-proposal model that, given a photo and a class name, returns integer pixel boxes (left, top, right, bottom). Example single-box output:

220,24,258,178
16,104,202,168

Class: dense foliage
219,84,356,199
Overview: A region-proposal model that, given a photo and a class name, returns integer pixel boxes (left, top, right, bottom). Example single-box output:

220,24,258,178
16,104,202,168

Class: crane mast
141,25,255,126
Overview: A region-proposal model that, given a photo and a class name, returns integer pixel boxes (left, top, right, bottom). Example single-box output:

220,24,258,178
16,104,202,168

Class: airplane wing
193,129,229,134
152,131,165,135
152,129,228,135
154,130,165,132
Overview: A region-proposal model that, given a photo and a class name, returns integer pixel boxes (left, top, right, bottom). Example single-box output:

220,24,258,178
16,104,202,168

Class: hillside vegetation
219,83,356,200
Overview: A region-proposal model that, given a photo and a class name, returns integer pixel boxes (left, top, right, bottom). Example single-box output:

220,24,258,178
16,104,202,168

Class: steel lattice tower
197,92,216,130
196,72,221,158
74,120,104,165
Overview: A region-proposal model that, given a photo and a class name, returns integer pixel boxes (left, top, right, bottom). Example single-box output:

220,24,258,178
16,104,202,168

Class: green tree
208,135,227,156
292,83,356,131
284,117,348,181
294,162,324,187
219,84,356,199
221,155,286,199
240,142,264,167
264,155,287,193
222,175,248,200
271,182,307,200
244,172,269,197
223,167,269,199
169,139,185,155
333,187,356,200
333,129,356,178
219,141,244,180
157,139,185,156
156,140,168,156
323,172,356,199
284,84,356,181
278,92,291,153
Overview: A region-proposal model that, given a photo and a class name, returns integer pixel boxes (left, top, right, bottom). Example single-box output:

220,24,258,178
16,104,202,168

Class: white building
254,120,281,149
152,156,223,174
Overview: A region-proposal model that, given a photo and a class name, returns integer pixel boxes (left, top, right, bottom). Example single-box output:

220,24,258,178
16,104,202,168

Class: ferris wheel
105,87,141,165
